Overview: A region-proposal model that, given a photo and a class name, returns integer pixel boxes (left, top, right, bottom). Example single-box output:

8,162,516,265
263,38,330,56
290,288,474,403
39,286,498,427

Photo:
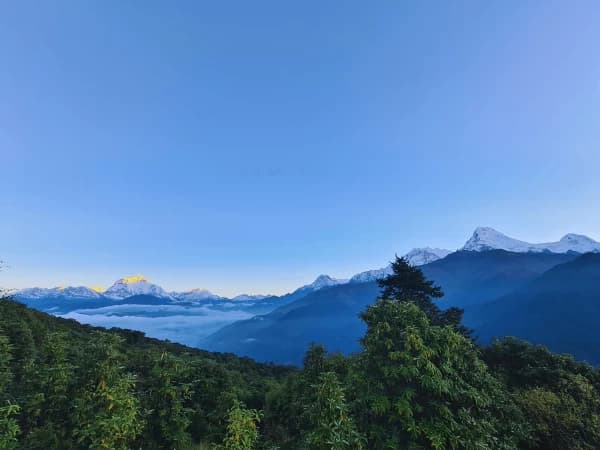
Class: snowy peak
60,286,104,298
294,274,348,294
349,266,393,284
349,247,452,284
462,227,600,254
120,275,148,284
104,275,172,300
14,286,102,300
462,227,528,252
310,274,348,290
172,288,222,302
404,247,452,266
231,294,271,302
557,233,600,252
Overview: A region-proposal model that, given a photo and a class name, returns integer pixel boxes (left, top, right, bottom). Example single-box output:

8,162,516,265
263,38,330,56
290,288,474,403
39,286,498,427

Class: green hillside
2,257,600,449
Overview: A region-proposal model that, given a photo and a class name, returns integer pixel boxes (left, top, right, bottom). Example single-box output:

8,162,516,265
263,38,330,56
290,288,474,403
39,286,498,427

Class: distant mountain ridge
350,247,452,283
202,249,584,364
12,248,454,303
463,252,600,363
13,227,599,305
14,286,103,300
463,227,600,254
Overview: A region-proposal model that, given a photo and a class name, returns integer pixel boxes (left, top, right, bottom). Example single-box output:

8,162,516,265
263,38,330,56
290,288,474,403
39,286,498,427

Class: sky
1,1,599,296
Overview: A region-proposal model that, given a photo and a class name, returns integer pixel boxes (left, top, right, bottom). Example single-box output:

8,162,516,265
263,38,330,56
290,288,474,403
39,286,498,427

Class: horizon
2,1,600,295
4,225,599,296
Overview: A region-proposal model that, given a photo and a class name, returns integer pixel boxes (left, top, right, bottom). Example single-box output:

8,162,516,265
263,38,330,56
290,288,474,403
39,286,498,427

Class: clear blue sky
1,1,599,296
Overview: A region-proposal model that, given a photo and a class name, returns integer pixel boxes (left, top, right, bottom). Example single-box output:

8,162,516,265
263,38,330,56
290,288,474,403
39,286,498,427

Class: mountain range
463,227,600,253
201,228,600,365
202,249,586,364
12,247,455,305
14,227,599,304
10,227,600,365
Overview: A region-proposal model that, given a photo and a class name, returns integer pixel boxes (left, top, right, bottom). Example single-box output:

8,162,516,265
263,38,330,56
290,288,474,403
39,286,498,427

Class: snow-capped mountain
349,247,452,283
293,274,348,294
349,266,393,284
404,247,452,266
462,227,600,254
14,228,598,304
103,275,173,300
14,286,102,300
172,288,223,302
231,294,271,302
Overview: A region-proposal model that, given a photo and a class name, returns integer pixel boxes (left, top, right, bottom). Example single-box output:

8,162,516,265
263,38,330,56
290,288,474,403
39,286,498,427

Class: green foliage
0,326,20,449
20,331,75,449
357,300,521,449
0,297,290,449
140,351,193,449
73,334,142,449
218,400,261,450
304,371,364,450
0,402,20,449
303,343,327,382
0,332,13,393
263,373,306,448
484,338,600,449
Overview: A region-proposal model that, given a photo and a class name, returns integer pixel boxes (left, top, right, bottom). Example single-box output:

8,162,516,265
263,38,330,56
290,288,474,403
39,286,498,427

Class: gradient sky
1,1,599,296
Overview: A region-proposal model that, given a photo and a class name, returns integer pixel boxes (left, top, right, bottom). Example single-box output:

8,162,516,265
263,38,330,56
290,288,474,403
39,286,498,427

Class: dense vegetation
2,257,599,449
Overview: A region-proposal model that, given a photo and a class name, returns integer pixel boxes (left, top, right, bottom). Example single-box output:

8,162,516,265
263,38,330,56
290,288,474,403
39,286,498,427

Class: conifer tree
378,256,469,334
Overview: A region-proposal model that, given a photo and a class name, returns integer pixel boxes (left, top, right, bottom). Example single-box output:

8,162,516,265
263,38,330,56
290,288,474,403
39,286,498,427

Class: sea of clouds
59,303,253,347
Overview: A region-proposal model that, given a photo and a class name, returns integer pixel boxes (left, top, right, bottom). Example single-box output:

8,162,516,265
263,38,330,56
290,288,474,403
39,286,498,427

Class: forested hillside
2,259,600,449
0,297,291,449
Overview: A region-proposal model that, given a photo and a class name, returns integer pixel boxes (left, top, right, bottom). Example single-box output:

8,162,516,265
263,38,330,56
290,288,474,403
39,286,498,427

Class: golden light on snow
121,275,148,284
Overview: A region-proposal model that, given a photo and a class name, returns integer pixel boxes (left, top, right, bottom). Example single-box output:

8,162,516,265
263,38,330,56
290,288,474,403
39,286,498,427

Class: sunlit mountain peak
121,275,148,284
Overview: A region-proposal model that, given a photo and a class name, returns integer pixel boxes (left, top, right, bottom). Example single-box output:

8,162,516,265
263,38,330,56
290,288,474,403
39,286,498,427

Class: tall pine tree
378,256,469,335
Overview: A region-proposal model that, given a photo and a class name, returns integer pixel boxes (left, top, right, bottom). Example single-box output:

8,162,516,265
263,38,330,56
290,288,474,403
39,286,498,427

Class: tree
0,330,13,396
141,351,193,449
0,402,20,450
218,400,261,450
21,332,75,449
304,371,364,450
357,300,521,449
72,333,142,450
303,343,327,382
0,328,20,449
484,338,600,450
378,256,468,334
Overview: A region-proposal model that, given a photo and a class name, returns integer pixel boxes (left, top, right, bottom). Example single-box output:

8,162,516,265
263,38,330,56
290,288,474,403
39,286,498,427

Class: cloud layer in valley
60,304,253,347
